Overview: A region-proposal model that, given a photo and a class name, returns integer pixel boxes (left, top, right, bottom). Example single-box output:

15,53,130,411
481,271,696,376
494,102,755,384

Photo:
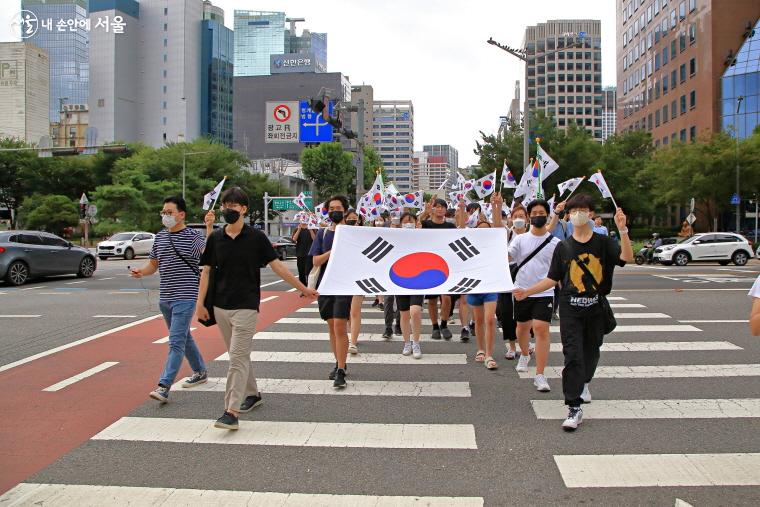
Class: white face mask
402,223,415,229
512,218,526,229
570,210,590,226
162,214,178,229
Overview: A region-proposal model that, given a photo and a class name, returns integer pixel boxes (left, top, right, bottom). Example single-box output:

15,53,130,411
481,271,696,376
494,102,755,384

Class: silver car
0,231,97,286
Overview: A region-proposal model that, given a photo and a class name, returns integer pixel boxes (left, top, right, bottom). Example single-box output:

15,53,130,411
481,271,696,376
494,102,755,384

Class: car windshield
677,236,696,244
110,233,135,241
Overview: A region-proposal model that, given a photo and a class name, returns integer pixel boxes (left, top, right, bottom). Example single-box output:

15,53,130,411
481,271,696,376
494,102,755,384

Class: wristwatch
618,227,629,235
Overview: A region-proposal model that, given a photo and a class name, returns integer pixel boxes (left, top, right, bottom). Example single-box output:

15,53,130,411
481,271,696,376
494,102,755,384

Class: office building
523,19,603,140
372,100,414,191
349,85,374,147
88,0,203,147
616,0,760,146
50,103,88,147
234,11,285,77
602,86,617,140
413,145,458,191
21,0,89,122
722,18,760,140
509,80,522,122
201,2,234,147
0,42,49,144
284,18,327,73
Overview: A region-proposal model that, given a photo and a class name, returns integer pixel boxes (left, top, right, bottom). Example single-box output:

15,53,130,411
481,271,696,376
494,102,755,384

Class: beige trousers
214,307,259,411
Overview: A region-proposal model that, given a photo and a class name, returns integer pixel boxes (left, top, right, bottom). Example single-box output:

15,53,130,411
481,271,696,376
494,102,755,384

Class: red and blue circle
373,193,383,205
482,179,493,190
404,193,416,204
389,253,449,290
506,172,516,183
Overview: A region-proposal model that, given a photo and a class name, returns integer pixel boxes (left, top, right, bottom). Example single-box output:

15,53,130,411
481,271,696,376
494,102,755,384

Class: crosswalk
2,293,758,505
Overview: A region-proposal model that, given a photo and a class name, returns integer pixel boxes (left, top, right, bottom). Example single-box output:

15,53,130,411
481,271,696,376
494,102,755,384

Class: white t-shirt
508,231,559,298
749,275,760,298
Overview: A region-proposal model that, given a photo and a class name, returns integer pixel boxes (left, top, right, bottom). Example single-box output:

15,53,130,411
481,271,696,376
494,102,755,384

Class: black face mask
222,208,241,224
530,215,548,228
345,219,358,226
329,211,344,224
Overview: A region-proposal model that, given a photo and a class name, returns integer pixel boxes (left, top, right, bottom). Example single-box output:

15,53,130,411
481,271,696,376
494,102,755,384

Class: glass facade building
286,30,327,72
22,0,89,122
722,19,760,140
233,11,285,76
201,19,234,147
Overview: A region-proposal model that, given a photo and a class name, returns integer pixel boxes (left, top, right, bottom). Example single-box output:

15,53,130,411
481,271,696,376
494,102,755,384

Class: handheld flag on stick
536,143,559,181
557,177,585,197
368,173,385,207
203,177,226,211
588,171,618,209
292,191,308,210
402,191,424,209
473,171,496,199
500,160,517,190
514,160,537,198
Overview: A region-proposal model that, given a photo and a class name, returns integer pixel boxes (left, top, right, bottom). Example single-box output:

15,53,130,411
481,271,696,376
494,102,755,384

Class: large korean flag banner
318,227,514,295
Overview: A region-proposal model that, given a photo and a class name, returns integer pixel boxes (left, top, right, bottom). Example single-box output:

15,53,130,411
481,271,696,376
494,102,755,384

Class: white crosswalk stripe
532,399,760,419
518,364,760,379
214,351,468,364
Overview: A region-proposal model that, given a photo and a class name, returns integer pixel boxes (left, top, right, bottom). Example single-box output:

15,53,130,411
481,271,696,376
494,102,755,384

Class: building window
680,63,686,82
162,101,167,110
689,57,696,76
671,100,677,119
663,135,669,145
164,7,168,15
663,46,669,65
163,85,167,94
655,109,661,126
163,70,167,78
163,23,167,31
671,70,677,89
689,23,696,44
162,117,167,125
663,74,669,93
163,54,167,62
670,40,676,59
680,128,686,142
690,125,696,140
689,0,695,12
97,98,105,107
680,94,687,114
655,53,661,71
689,90,696,109
670,9,676,28
163,38,168,47
680,30,686,52
679,1,686,20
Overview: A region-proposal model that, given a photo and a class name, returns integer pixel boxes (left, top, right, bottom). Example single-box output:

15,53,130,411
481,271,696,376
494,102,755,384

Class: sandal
474,351,486,362
485,357,498,370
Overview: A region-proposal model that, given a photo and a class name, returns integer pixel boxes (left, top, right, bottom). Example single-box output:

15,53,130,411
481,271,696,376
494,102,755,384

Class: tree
362,145,386,190
0,137,45,228
19,194,79,235
301,142,354,201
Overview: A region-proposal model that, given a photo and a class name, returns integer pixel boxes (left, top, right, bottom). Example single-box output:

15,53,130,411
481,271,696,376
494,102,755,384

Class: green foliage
301,142,355,201
362,145,386,190
20,194,79,235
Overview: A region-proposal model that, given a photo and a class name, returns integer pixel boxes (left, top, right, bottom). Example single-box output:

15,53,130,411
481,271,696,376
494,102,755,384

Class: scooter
635,243,655,265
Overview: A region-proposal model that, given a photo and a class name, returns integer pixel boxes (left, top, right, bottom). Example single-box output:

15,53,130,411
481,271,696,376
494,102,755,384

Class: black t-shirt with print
547,232,625,315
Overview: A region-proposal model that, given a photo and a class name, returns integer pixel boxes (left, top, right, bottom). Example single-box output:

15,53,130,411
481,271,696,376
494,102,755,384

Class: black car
0,230,97,286
267,236,297,260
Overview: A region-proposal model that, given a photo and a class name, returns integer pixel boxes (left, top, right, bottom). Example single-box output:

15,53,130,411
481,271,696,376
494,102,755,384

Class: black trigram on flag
362,237,394,263
448,278,481,294
355,278,387,294
448,237,480,261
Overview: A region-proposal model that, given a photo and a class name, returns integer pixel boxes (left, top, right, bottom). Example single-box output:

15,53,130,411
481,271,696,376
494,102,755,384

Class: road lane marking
0,315,41,318
253,331,453,342
92,417,478,449
568,341,740,352
286,287,297,292
64,281,87,285
260,280,284,288
19,286,44,291
554,453,760,487
97,277,114,280
108,292,142,295
38,292,71,295
0,484,485,506
0,314,161,374
608,303,645,308
173,377,472,397
42,362,119,392
92,315,137,318
532,399,760,419
215,351,468,364
277,317,390,325
518,364,760,379
613,313,670,319
679,320,749,323
260,296,278,303
606,296,627,300
152,328,197,344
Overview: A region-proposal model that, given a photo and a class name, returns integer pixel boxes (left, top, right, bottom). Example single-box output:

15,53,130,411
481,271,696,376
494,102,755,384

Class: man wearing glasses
131,196,213,404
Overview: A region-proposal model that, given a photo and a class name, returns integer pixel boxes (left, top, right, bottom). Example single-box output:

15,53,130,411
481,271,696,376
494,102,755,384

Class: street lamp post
735,96,744,232
182,150,212,200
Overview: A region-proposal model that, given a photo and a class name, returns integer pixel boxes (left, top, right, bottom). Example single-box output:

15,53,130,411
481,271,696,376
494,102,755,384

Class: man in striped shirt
131,196,212,403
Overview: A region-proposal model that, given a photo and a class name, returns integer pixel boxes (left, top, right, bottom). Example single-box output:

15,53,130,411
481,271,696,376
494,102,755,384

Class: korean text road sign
299,100,334,143
265,101,300,143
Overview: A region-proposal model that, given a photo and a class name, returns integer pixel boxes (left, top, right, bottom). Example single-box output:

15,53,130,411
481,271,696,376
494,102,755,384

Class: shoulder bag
510,235,554,281
169,229,217,327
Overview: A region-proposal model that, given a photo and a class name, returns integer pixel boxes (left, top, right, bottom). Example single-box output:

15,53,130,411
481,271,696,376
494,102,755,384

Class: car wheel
5,261,29,286
123,247,134,260
732,251,749,266
718,260,730,266
278,248,286,261
99,256,108,261
77,256,96,278
673,252,690,266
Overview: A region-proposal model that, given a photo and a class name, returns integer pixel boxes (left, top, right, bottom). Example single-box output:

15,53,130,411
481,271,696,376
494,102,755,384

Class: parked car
0,231,97,286
267,236,297,260
654,232,754,267
97,232,155,260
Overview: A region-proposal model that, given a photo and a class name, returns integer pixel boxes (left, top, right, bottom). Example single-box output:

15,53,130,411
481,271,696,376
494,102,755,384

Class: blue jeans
158,300,206,388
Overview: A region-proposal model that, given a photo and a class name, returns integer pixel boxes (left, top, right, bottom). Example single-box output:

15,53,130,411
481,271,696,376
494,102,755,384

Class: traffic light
309,98,327,116
79,203,87,219
326,110,343,130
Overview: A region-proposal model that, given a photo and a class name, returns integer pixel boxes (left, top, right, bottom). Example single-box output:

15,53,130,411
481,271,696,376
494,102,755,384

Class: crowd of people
132,186,634,432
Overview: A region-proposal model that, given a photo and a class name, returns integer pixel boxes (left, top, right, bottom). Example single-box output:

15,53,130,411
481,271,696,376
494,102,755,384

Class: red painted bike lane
0,291,307,494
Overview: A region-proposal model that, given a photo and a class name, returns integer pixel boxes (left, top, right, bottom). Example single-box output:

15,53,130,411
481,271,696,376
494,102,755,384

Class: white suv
97,232,155,260
654,232,754,267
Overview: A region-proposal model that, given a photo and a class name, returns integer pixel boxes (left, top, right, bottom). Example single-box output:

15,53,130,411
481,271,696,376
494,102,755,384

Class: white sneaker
529,342,536,355
505,348,516,360
516,354,531,372
348,344,358,355
533,374,551,392
402,342,413,356
581,383,592,403
412,341,422,359
562,407,583,431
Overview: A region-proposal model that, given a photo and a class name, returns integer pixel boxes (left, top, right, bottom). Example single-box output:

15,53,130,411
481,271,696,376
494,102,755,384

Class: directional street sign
272,197,313,211
86,204,97,218
689,197,695,213
299,100,334,143
79,193,88,205
265,101,299,144
686,212,696,225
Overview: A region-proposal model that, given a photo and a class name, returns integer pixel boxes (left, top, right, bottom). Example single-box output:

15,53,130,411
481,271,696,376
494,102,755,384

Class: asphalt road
1,260,759,506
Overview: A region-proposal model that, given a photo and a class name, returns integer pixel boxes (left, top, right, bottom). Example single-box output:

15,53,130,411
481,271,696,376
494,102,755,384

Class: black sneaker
239,393,263,413
371,300,379,308
394,324,402,336
460,328,470,342
382,328,393,340
333,368,347,388
441,327,453,340
329,363,347,380
182,371,208,389
378,302,385,311
431,329,442,340
214,411,239,430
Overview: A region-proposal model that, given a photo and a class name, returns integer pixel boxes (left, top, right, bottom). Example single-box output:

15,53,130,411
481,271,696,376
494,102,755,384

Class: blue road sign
300,100,334,143
731,193,741,205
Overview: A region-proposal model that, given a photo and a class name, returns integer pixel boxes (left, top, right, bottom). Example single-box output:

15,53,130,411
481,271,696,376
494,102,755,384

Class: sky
1,0,617,167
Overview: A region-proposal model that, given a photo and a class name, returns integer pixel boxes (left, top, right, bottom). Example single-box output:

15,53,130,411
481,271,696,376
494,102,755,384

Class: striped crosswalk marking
296,305,648,314
608,303,645,308
215,351,468,364
554,453,760,487
518,364,760,379
93,417,478,449
612,313,670,319
606,296,627,301
253,331,422,342
553,341,740,352
0,484,485,506
172,377,472,397
277,317,389,325
532,399,760,419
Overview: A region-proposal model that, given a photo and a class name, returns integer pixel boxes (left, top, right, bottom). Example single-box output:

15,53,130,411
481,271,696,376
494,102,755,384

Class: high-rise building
285,19,327,73
372,100,414,191
602,86,617,140
350,85,374,147
88,0,204,147
509,80,522,122
50,103,88,147
201,3,233,147
233,11,285,77
616,0,760,146
523,19,603,141
414,145,459,191
721,18,760,140
0,42,49,144
21,0,89,122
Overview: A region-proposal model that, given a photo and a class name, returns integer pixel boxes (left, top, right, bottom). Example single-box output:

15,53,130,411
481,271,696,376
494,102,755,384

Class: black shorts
514,296,554,323
318,295,352,320
424,294,457,303
396,295,424,311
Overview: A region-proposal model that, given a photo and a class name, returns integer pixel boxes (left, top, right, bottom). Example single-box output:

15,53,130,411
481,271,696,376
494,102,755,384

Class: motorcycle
635,243,655,265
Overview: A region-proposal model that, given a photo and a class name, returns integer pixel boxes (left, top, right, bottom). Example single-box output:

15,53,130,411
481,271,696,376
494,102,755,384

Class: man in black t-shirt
514,194,634,432
292,222,316,291
197,187,318,430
